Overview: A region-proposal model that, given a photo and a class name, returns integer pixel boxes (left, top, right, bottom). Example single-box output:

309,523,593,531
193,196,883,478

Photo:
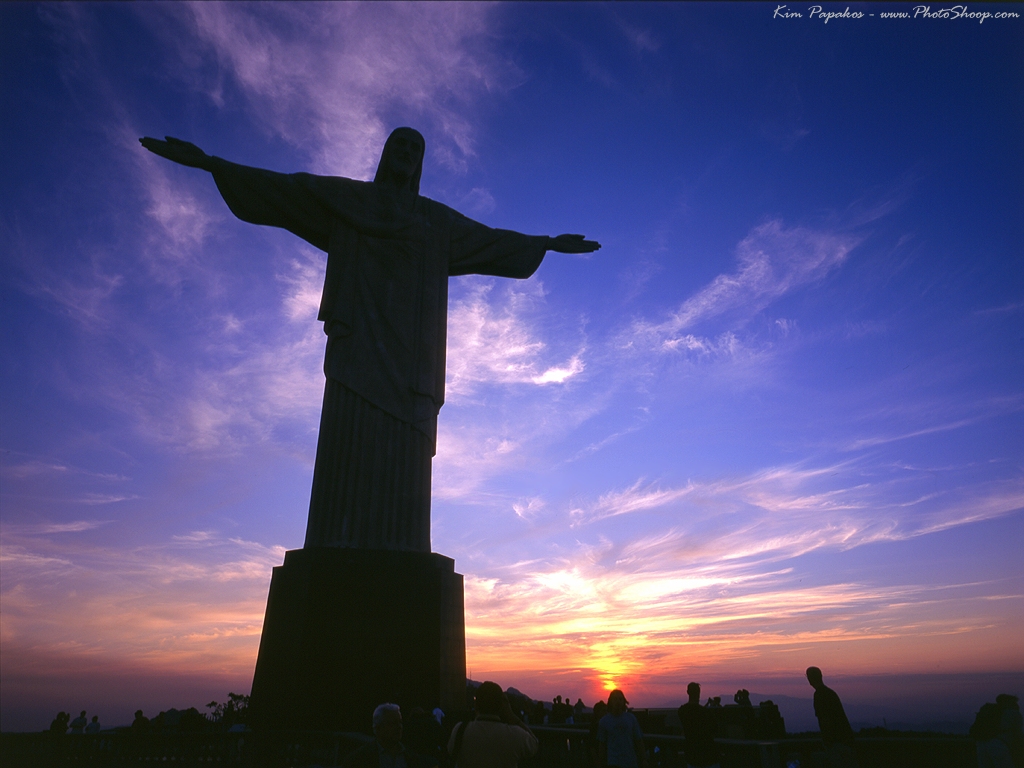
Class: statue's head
375,127,424,194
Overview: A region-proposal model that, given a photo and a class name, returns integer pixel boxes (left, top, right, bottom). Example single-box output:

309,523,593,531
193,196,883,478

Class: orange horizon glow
4,531,1021,711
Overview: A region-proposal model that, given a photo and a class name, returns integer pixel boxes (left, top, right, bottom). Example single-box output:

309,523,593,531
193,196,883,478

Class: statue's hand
139,136,213,170
548,234,601,254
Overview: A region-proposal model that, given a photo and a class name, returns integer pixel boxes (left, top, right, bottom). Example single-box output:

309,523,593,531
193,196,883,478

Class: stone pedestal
248,547,466,733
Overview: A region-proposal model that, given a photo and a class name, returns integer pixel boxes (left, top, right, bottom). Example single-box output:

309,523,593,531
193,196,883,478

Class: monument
140,129,599,731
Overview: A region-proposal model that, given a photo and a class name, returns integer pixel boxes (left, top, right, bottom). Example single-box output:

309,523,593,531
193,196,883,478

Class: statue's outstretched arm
139,135,333,253
544,234,601,254
139,136,215,171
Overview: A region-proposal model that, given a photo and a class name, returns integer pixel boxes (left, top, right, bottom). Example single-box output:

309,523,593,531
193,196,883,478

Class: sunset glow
2,1,1022,734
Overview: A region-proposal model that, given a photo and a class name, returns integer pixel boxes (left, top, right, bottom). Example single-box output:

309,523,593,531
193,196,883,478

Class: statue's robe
210,159,547,551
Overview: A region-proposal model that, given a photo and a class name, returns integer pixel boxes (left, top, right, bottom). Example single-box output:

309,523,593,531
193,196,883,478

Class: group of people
346,682,539,768
48,710,101,735
43,671,1022,768
589,669,857,768
549,695,586,725
343,671,835,768
334,667,855,768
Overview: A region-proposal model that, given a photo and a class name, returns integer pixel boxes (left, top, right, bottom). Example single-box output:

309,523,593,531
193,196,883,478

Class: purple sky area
2,2,1022,733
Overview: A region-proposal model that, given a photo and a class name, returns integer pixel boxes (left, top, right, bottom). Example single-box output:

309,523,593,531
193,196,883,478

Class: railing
0,730,368,768
528,725,978,768
1,726,979,768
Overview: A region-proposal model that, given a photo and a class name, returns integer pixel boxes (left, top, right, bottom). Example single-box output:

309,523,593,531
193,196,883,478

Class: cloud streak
626,220,859,355
0,530,282,676
157,3,511,177
446,278,586,399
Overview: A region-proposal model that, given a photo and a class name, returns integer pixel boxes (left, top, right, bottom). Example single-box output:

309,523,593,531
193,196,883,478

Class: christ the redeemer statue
141,129,599,553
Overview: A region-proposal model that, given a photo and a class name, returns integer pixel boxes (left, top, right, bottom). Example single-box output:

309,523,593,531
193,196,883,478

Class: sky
1,1,1022,734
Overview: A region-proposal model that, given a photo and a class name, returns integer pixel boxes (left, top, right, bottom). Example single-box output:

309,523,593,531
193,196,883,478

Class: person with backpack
448,682,537,768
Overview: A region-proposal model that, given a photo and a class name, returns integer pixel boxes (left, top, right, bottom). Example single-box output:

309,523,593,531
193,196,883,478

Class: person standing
677,683,719,768
597,690,647,768
972,694,1021,768
995,694,1023,768
588,700,608,768
69,711,87,735
344,703,422,768
806,667,858,768
448,682,537,768
48,711,69,735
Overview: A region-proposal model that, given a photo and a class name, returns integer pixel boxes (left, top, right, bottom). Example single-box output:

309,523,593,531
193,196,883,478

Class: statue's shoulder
418,195,472,225
294,172,372,193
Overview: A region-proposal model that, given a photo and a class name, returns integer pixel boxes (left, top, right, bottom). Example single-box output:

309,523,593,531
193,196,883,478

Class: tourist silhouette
806,667,857,768
48,711,69,735
447,682,537,768
589,700,608,768
972,693,1021,768
598,690,647,768
678,682,720,768
131,710,150,733
69,710,87,735
345,703,425,768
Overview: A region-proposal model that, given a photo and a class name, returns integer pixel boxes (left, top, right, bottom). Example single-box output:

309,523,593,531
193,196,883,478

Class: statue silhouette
141,129,599,552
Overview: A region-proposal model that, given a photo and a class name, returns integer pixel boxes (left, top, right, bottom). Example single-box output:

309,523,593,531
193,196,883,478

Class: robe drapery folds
210,159,547,551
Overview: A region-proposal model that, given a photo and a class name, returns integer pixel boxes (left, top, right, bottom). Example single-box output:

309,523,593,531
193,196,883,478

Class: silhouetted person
85,715,101,734
131,710,150,733
806,667,857,768
69,711,87,735
346,703,422,768
447,681,537,768
405,706,443,768
678,683,719,768
734,689,751,707
551,696,564,725
995,694,1023,768
49,711,69,735
589,701,608,768
973,694,1021,768
598,690,647,768
139,131,599,554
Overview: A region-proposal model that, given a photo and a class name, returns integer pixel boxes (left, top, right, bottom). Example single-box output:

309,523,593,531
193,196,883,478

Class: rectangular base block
249,548,466,733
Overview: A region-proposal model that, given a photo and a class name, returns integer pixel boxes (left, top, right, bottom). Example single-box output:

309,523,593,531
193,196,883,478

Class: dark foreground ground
0,724,980,768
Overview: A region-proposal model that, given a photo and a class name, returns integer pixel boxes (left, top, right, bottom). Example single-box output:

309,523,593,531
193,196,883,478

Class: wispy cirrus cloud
20,4,530,462
463,542,1024,694
548,458,1024,566
625,220,860,356
1,520,112,536
570,478,694,525
0,529,283,675
155,3,513,177
446,278,586,399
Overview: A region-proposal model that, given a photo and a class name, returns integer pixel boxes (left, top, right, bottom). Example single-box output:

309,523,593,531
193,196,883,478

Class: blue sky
2,2,1022,732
